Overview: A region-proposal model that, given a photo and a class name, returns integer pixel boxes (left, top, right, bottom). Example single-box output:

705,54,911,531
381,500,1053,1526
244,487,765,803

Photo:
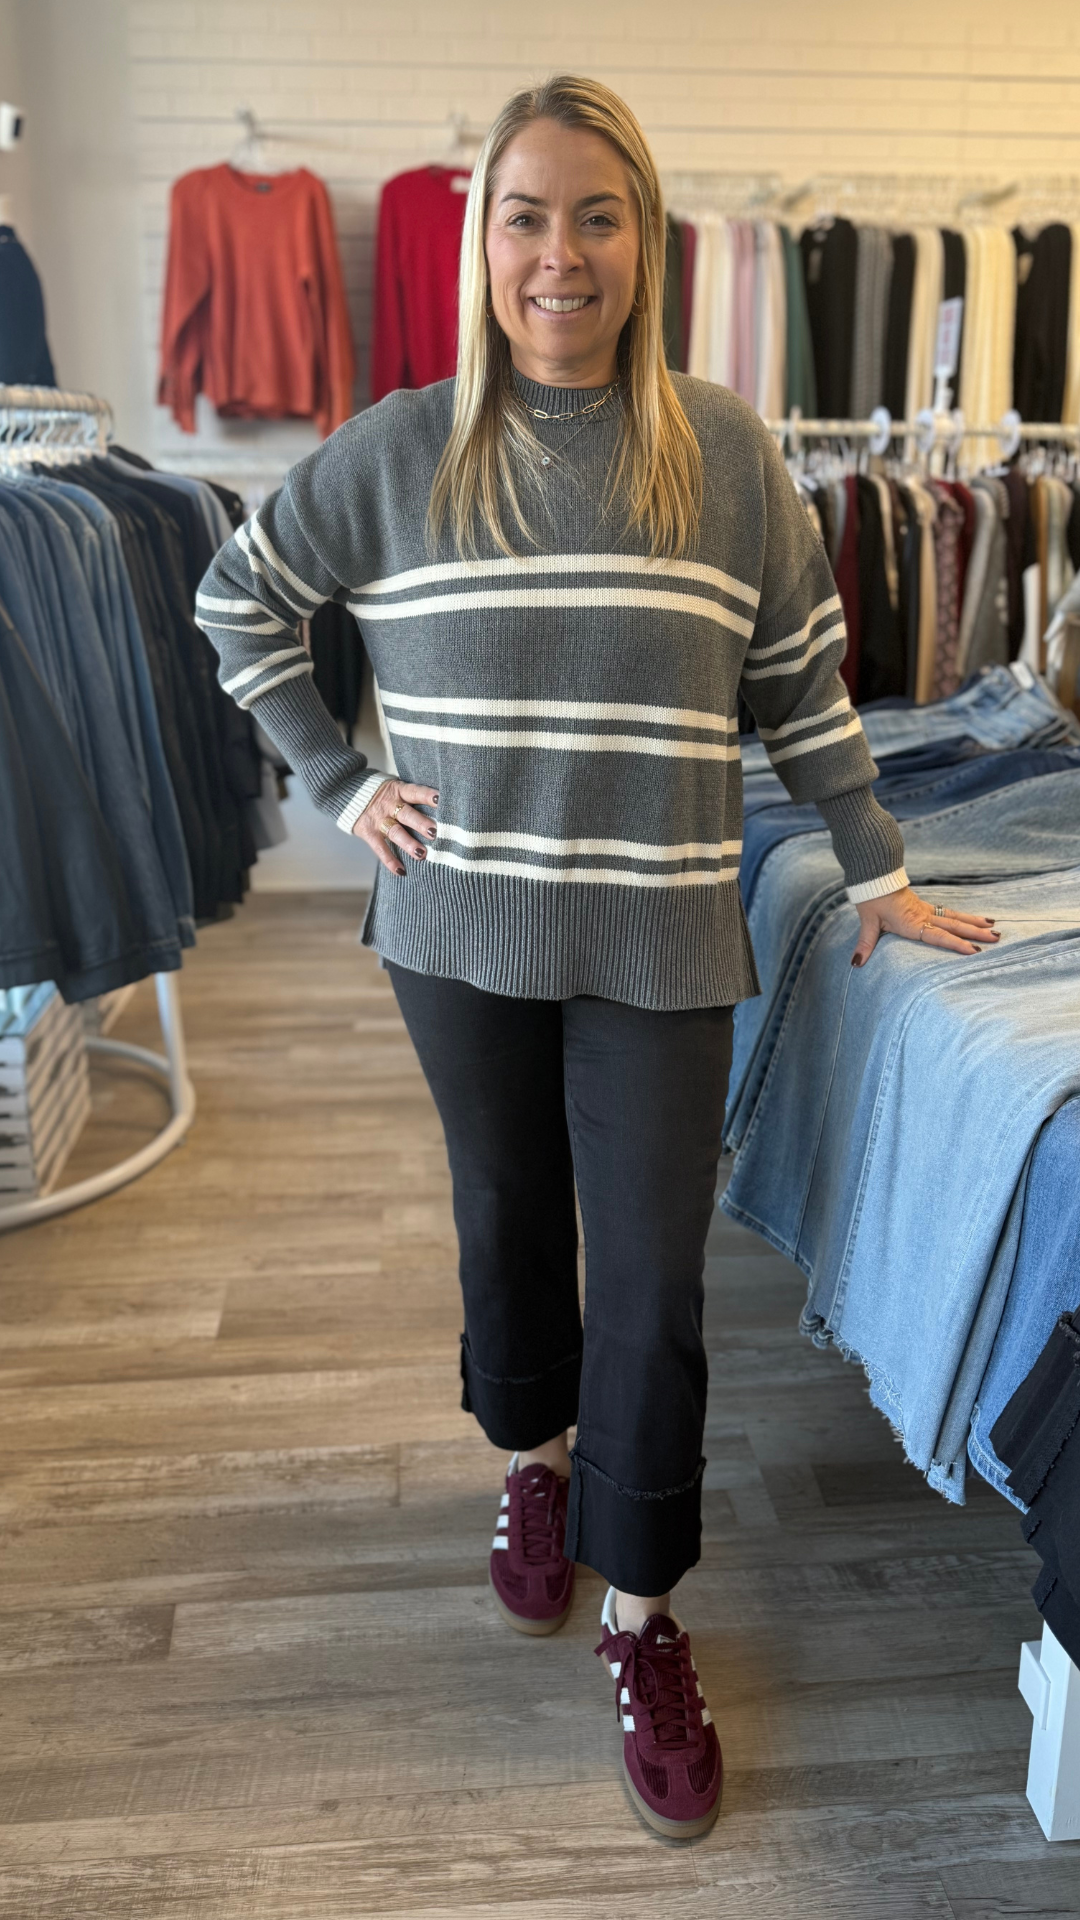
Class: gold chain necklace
522,381,619,423
523,381,620,469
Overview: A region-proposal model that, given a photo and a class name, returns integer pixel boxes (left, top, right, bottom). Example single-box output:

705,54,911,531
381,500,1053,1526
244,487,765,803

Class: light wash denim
967,1095,1080,1504
740,664,1077,778
727,771,1080,1148
722,860,1080,1504
740,746,1080,910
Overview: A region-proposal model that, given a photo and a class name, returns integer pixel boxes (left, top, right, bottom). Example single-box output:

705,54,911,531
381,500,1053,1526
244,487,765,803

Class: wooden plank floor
1,893,1077,1919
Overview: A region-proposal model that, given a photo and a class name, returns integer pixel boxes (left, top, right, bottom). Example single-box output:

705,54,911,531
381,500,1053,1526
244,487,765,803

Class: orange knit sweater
158,164,355,438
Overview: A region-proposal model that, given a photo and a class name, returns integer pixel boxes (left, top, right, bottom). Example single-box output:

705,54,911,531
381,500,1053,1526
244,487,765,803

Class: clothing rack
664,169,1080,223
764,404,1080,465
0,384,197,1233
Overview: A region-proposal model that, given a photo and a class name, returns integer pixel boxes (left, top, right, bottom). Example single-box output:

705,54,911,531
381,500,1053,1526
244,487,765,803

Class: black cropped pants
388,965,733,1595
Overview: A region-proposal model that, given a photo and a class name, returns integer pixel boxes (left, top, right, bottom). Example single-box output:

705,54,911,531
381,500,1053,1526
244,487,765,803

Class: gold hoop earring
630,289,645,318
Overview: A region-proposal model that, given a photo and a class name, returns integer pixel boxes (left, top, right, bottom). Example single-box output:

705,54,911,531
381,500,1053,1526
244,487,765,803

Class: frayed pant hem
459,1335,582,1453
565,1447,705,1594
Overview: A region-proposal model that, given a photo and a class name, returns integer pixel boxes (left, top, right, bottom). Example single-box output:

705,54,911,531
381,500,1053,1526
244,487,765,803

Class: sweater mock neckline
512,368,622,419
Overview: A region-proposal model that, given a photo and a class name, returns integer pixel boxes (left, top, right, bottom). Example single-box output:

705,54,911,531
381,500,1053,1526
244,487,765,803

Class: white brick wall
95,0,1080,464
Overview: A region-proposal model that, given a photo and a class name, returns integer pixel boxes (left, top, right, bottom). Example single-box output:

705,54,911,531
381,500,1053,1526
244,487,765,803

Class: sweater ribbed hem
362,865,761,1011
847,866,910,904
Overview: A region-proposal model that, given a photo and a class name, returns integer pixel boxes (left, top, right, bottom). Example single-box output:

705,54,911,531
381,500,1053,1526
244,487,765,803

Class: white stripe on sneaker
491,1536,509,1550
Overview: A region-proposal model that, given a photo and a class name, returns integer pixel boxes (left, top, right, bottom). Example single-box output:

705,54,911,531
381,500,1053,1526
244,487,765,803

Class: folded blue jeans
722,864,1080,1502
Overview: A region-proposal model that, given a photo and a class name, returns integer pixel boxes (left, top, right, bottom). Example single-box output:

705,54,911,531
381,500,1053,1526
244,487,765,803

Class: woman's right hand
352,779,439,876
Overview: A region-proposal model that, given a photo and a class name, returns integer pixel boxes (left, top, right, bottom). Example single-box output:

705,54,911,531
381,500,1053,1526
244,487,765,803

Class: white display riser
1019,1624,1080,1841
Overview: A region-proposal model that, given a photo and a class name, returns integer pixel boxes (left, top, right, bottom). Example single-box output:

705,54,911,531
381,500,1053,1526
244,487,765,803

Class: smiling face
484,118,641,389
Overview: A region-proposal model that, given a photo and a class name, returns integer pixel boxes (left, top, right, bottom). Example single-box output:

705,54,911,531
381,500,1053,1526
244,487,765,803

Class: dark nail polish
852,955,862,967
432,792,439,803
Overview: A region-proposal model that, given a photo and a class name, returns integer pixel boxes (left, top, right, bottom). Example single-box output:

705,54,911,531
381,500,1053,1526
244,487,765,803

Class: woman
197,76,997,1841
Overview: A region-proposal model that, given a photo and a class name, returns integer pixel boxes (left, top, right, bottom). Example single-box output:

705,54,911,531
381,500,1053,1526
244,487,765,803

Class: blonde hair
428,74,703,559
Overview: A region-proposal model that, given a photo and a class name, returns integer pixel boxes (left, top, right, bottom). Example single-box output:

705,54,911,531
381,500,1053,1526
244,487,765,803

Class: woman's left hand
851,886,1001,967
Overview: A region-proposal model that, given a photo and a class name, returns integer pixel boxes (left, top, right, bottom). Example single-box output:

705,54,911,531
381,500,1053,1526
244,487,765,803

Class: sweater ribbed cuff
815,785,907,897
847,866,910,904
248,671,380,826
336,771,391,835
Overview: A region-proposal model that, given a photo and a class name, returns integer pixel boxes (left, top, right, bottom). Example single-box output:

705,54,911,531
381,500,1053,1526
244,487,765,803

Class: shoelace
598,1628,700,1748
514,1469,565,1566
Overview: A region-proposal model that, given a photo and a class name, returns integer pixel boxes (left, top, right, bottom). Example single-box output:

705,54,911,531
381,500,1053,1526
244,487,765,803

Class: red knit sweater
370,166,471,401
158,164,355,437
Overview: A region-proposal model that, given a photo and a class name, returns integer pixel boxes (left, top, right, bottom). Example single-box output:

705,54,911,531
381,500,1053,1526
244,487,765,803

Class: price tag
934,297,964,380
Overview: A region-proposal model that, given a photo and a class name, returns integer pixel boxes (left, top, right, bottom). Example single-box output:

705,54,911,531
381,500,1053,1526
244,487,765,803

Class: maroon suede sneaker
488,1453,575,1636
595,1585,722,1839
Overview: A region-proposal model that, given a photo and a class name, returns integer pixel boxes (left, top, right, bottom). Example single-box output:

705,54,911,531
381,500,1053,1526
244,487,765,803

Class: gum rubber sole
601,1645,721,1841
489,1569,573,1636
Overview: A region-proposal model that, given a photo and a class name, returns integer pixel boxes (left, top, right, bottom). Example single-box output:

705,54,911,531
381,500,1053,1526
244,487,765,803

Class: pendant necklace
522,381,619,468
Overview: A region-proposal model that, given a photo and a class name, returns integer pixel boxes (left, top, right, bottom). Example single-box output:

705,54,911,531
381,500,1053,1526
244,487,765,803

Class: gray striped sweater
196,372,907,1010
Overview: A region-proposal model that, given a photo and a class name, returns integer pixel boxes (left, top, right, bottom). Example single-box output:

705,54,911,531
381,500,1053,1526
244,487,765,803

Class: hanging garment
833,474,861,700
64,459,257,916
662,216,684,373
686,217,715,382
890,481,921,700
959,227,1017,467
1002,467,1030,659
855,473,903,703
370,166,471,400
1013,223,1072,423
906,480,940,704
687,216,736,389
0,226,55,385
904,228,944,423
753,223,786,418
800,217,858,416
939,228,967,409
1064,223,1080,429
158,164,355,437
1060,480,1076,568
959,480,1010,678
1044,475,1076,634
871,475,899,616
850,226,893,419
0,596,173,1000
883,233,916,423
679,222,697,373
780,224,817,416
730,220,757,404
928,480,967,701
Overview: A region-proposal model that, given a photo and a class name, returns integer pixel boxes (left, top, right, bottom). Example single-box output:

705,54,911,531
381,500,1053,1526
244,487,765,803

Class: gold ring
378,816,394,837
391,803,405,821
